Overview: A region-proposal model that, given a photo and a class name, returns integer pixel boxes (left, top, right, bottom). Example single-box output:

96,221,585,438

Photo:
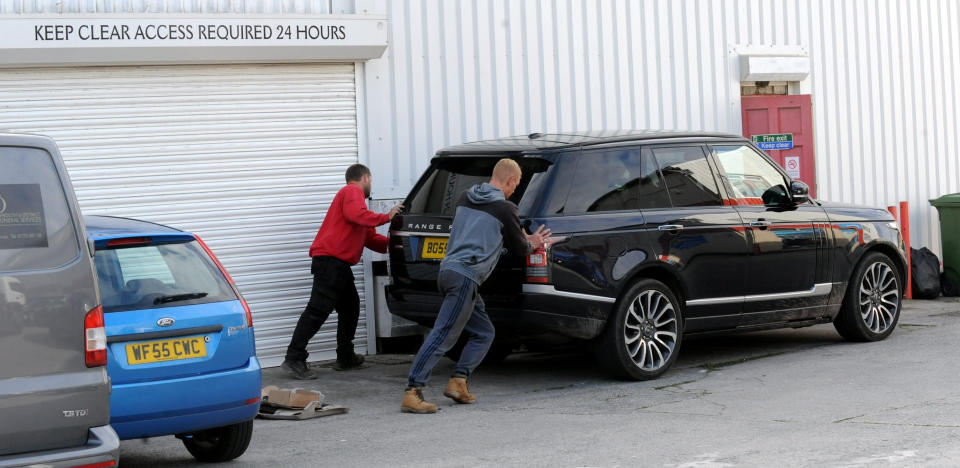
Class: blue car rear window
93,240,237,313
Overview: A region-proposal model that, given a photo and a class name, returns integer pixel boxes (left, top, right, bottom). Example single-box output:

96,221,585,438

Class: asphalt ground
120,298,960,467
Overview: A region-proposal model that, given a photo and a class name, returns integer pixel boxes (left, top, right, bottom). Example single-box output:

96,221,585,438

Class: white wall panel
0,63,361,366
364,0,960,257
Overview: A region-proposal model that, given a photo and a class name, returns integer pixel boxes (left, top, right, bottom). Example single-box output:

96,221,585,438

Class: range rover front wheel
597,279,683,380
834,252,902,342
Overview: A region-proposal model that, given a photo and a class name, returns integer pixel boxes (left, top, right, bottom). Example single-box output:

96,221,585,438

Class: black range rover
385,131,906,380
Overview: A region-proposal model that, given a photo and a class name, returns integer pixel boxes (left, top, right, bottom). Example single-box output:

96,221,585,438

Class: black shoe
332,354,365,371
281,360,318,380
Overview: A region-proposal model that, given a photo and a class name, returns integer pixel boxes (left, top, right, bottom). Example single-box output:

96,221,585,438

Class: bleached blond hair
492,158,521,182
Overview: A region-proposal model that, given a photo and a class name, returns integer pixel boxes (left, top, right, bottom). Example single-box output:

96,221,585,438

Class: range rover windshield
406,156,558,216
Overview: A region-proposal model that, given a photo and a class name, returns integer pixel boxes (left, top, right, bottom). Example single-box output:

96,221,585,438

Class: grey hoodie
440,183,534,284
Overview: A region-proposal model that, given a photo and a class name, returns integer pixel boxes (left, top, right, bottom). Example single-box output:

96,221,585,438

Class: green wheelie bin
931,193,960,293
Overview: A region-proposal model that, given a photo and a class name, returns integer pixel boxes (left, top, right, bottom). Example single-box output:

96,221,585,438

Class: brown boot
443,377,477,404
401,387,437,414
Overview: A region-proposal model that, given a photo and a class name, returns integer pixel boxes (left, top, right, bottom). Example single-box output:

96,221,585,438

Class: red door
741,94,816,198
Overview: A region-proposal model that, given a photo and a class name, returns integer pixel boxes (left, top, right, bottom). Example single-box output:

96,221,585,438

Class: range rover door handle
658,224,684,232
750,220,772,229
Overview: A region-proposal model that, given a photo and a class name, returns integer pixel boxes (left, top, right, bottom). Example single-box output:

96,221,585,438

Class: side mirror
790,180,810,204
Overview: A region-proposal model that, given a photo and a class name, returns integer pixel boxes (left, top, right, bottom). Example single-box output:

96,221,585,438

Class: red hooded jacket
308,183,389,265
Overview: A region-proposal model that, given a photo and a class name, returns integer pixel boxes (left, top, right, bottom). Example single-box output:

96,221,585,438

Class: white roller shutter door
0,63,364,366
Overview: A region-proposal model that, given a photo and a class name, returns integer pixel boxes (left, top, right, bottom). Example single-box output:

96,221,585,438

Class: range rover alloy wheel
597,279,683,380
858,262,900,333
834,252,902,342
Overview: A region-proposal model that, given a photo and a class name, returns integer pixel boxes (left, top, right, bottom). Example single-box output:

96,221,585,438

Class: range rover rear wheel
597,279,683,380
834,252,902,342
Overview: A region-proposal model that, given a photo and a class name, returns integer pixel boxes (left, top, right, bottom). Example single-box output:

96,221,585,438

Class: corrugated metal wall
0,0,355,14
0,63,362,366
364,0,960,256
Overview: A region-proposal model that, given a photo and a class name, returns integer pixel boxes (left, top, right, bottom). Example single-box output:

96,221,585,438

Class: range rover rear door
641,145,751,332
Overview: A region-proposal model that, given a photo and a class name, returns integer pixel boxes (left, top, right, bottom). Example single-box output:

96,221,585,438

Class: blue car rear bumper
111,357,261,439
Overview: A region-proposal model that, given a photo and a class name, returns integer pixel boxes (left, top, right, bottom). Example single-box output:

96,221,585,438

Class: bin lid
930,193,960,207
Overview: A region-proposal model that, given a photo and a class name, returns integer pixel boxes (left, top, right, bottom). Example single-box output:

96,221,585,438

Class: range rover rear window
0,147,80,271
406,156,555,216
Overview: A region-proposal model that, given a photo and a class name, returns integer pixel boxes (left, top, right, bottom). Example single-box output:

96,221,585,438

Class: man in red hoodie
282,163,402,379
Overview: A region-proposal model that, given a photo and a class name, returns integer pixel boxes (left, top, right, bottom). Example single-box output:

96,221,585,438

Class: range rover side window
650,147,723,207
637,149,672,209
712,145,790,206
564,147,666,213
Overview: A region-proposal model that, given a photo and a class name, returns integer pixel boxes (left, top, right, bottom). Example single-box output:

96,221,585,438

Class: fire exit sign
751,133,794,150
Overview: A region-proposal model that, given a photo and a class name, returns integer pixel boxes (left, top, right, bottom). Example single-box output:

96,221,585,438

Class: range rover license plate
421,237,448,259
125,336,207,365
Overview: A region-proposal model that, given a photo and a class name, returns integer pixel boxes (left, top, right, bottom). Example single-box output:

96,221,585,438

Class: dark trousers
407,269,495,388
285,256,359,363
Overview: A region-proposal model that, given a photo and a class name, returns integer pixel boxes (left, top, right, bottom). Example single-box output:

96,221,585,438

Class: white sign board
784,156,801,179
0,16,388,67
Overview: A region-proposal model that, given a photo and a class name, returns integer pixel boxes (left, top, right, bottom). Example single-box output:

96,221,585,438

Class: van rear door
0,136,109,456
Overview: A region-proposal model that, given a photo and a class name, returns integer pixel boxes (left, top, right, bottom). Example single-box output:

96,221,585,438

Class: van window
406,157,555,216
563,147,671,213
0,147,80,271
650,147,723,207
93,241,237,313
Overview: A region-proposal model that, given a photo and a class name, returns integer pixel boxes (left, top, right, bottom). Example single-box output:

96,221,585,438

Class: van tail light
72,462,116,468
84,305,107,367
194,236,254,328
525,236,566,284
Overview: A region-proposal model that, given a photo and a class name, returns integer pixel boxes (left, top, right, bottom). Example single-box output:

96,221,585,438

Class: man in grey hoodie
401,159,551,414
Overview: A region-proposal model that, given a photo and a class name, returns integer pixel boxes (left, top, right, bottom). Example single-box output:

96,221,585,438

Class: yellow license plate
421,237,448,259
125,336,207,365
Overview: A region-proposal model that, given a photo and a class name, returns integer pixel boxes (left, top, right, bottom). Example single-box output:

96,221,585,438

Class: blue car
86,216,261,462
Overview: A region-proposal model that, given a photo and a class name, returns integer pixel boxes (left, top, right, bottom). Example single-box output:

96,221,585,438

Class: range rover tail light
525,247,549,283
525,236,565,284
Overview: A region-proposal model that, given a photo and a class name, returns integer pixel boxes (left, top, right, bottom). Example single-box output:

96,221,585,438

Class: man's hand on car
388,204,404,220
526,224,551,248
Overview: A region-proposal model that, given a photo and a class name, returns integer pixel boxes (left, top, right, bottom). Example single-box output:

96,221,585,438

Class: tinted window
93,241,237,313
564,147,670,213
637,149,672,209
0,146,80,271
713,145,790,206
517,153,569,216
651,147,722,207
407,157,554,216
